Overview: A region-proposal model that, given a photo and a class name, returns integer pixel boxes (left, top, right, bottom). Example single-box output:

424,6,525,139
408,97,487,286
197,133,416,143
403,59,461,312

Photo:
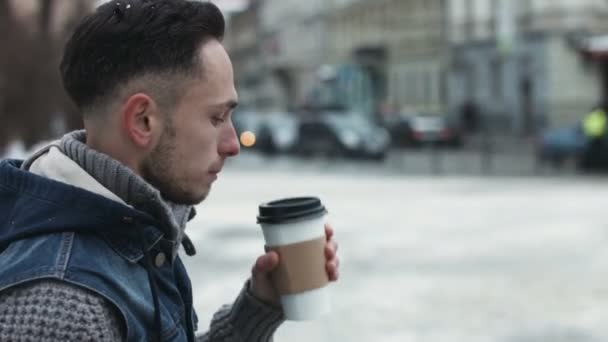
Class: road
182,153,608,342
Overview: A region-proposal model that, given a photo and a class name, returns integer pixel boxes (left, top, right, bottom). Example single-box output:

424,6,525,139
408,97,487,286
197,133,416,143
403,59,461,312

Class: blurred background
3,0,608,341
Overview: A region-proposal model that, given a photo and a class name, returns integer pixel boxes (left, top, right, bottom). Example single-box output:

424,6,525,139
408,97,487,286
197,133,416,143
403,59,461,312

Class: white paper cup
258,197,331,321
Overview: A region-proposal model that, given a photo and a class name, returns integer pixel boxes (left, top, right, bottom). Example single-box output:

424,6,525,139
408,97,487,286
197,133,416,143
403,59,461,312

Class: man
0,1,340,341
581,104,608,170
460,99,480,135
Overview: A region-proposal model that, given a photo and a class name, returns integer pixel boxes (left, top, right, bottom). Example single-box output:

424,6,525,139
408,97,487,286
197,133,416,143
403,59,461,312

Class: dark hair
60,0,225,111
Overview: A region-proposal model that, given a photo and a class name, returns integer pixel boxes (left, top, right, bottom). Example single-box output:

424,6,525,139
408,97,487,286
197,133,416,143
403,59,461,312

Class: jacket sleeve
196,280,285,342
0,279,125,342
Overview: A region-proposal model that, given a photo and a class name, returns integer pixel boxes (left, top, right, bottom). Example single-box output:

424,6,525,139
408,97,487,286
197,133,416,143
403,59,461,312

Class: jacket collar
23,141,197,258
0,158,167,263
26,144,127,205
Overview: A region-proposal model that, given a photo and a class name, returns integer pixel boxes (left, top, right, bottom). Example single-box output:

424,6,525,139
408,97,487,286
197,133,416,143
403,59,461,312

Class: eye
211,115,225,126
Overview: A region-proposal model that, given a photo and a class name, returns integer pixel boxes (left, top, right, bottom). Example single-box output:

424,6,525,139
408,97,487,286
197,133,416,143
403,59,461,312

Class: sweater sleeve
0,279,284,342
0,279,124,342
196,281,285,342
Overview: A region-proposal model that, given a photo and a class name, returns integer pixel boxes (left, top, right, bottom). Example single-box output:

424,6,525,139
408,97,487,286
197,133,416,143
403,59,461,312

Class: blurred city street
184,152,608,342
3,1,608,341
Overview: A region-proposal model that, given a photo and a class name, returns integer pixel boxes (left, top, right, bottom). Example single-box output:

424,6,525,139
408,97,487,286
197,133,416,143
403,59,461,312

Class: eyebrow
212,100,239,111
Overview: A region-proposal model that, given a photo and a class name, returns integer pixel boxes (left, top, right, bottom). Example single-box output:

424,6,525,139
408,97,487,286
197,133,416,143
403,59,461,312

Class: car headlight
338,129,360,149
274,129,297,148
362,128,390,151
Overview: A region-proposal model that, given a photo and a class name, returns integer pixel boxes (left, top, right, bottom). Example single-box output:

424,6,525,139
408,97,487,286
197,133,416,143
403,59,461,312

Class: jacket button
155,253,166,268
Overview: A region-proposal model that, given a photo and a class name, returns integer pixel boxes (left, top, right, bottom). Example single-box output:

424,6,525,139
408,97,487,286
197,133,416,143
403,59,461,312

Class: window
491,57,502,98
490,0,498,37
464,0,475,40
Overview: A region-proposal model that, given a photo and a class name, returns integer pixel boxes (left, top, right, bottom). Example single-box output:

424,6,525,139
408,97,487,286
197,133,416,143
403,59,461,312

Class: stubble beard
141,121,208,205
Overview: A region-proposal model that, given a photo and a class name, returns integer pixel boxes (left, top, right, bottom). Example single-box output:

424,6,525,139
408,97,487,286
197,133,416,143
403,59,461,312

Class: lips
206,171,219,183
208,161,223,180
208,165,222,181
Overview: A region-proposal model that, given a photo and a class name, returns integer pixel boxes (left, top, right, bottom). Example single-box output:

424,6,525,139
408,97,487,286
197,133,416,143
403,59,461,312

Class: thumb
250,251,281,306
254,251,279,275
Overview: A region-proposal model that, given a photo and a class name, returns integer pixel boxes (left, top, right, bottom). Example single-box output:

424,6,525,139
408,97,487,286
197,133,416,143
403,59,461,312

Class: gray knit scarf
60,130,194,257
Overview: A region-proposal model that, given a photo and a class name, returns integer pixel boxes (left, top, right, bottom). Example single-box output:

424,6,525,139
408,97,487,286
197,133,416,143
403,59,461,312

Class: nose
218,121,240,157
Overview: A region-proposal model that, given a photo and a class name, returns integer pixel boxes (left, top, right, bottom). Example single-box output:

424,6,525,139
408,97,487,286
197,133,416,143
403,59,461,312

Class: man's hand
250,223,340,307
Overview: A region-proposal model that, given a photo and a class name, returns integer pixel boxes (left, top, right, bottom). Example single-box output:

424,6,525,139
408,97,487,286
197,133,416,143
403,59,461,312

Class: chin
193,192,209,204
162,185,209,205
189,186,211,205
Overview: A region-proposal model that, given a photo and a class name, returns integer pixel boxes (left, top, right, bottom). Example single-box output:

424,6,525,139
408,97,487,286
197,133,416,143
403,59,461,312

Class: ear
120,93,163,148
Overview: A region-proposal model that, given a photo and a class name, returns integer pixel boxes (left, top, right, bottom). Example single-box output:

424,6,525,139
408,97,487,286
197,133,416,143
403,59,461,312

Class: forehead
198,40,232,81
189,40,236,101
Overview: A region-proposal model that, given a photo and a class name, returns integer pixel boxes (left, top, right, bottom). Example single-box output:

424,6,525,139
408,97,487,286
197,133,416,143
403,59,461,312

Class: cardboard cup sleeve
269,236,329,295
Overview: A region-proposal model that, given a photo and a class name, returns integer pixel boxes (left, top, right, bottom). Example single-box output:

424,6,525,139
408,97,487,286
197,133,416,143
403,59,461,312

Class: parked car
259,112,300,154
232,110,299,155
295,110,390,161
536,121,588,169
384,112,462,148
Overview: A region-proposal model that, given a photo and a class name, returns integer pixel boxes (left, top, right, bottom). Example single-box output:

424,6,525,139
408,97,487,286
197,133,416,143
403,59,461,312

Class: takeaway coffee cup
257,197,330,321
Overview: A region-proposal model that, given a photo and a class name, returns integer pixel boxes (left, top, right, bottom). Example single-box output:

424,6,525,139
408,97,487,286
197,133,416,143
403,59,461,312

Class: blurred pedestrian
0,1,340,341
581,103,608,170
460,99,480,134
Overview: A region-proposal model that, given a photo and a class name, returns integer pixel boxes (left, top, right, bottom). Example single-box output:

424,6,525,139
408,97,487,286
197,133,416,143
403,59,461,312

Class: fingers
250,251,281,307
326,258,340,281
252,251,279,275
324,223,339,281
325,240,338,259
324,223,334,241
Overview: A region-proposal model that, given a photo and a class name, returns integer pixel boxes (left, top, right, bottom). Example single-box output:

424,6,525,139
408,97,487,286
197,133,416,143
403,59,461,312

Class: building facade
447,0,608,134
226,0,446,116
259,0,329,110
226,0,608,132
224,0,262,109
328,0,446,115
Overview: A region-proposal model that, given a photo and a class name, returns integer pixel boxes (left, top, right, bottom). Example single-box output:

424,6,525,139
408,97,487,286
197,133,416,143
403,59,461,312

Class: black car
384,112,462,148
232,110,299,155
294,110,391,160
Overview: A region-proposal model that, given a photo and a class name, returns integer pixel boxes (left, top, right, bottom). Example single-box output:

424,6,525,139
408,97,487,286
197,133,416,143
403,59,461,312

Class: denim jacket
0,159,197,341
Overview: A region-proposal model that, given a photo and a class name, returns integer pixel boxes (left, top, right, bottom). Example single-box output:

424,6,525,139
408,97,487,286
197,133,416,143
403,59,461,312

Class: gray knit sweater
0,131,284,341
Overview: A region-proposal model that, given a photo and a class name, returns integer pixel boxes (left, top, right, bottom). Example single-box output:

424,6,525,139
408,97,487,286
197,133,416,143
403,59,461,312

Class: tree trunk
0,1,14,27
39,0,54,40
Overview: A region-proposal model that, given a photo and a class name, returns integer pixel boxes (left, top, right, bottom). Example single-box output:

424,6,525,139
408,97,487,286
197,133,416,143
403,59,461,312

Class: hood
0,159,159,249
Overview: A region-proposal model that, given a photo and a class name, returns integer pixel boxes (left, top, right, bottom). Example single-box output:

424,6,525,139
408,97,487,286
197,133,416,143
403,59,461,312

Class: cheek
175,136,215,171
175,120,209,151
173,120,219,165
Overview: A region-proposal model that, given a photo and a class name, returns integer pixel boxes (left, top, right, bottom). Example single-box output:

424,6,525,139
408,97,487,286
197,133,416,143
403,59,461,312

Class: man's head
60,0,240,205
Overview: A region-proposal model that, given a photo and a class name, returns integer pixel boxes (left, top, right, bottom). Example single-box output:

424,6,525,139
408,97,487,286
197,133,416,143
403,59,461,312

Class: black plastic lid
257,197,327,224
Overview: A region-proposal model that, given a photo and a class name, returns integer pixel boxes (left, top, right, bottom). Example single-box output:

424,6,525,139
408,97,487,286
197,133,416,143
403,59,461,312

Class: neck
60,130,194,253
85,127,143,177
